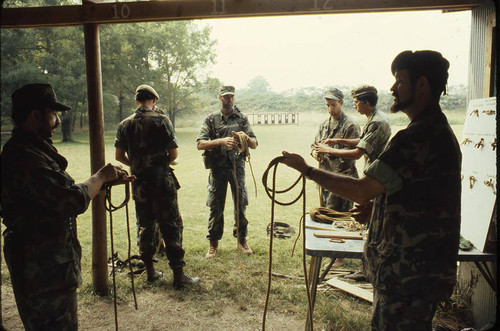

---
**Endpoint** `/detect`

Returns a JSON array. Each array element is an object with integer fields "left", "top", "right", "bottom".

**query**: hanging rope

[
  {"left": 104, "top": 178, "right": 137, "bottom": 331},
  {"left": 231, "top": 132, "right": 258, "bottom": 257},
  {"left": 234, "top": 131, "right": 258, "bottom": 198},
  {"left": 261, "top": 156, "right": 314, "bottom": 331}
]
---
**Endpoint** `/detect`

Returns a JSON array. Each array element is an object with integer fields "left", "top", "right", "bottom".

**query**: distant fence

[{"left": 247, "top": 113, "right": 299, "bottom": 125}]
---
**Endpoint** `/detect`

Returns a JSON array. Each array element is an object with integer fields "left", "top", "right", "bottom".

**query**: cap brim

[
  {"left": 325, "top": 96, "right": 341, "bottom": 101},
  {"left": 220, "top": 92, "right": 235, "bottom": 96},
  {"left": 52, "top": 102, "right": 71, "bottom": 111}
]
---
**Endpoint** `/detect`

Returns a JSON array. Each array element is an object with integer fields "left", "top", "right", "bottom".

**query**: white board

[{"left": 460, "top": 97, "right": 497, "bottom": 252}]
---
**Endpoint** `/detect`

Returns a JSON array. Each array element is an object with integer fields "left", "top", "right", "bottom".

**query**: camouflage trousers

[
  {"left": 321, "top": 188, "right": 353, "bottom": 212},
  {"left": 4, "top": 231, "right": 80, "bottom": 331},
  {"left": 133, "top": 172, "right": 185, "bottom": 268},
  {"left": 12, "top": 288, "right": 77, "bottom": 331},
  {"left": 206, "top": 164, "right": 249, "bottom": 241},
  {"left": 371, "top": 290, "right": 438, "bottom": 331}
]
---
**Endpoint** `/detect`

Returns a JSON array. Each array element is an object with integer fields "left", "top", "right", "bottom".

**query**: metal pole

[{"left": 83, "top": 23, "right": 108, "bottom": 295}]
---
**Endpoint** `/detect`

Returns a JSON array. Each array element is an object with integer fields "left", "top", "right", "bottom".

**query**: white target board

[{"left": 459, "top": 97, "right": 496, "bottom": 252}]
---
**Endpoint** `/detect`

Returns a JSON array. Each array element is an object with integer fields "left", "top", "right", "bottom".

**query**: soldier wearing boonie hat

[
  {"left": 115, "top": 83, "right": 200, "bottom": 288},
  {"left": 2, "top": 83, "right": 132, "bottom": 330},
  {"left": 311, "top": 86, "right": 360, "bottom": 217},
  {"left": 196, "top": 84, "right": 258, "bottom": 259}
]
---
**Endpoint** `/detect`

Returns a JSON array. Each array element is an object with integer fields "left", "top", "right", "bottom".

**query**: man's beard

[{"left": 390, "top": 92, "right": 414, "bottom": 113}]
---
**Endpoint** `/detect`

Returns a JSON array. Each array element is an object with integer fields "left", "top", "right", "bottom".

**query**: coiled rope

[
  {"left": 261, "top": 156, "right": 314, "bottom": 331},
  {"left": 104, "top": 178, "right": 138, "bottom": 331},
  {"left": 232, "top": 132, "right": 258, "bottom": 255}
]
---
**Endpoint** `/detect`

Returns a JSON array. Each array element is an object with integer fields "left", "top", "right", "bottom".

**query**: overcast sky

[{"left": 200, "top": 10, "right": 471, "bottom": 93}]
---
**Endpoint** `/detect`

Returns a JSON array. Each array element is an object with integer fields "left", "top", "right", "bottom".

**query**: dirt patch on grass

[{"left": 1, "top": 282, "right": 309, "bottom": 331}]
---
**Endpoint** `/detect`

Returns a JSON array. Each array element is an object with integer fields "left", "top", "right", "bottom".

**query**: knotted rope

[
  {"left": 261, "top": 156, "right": 314, "bottom": 331},
  {"left": 104, "top": 177, "right": 137, "bottom": 331}
]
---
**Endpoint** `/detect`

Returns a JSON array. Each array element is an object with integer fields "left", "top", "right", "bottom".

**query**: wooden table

[{"left": 304, "top": 215, "right": 496, "bottom": 330}]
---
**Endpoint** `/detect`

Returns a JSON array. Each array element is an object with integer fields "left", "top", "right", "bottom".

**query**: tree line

[
  {"left": 1, "top": 1, "right": 467, "bottom": 140},
  {"left": 1, "top": 0, "right": 219, "bottom": 141}
]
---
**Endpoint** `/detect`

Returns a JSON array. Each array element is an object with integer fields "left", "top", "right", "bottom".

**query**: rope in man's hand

[
  {"left": 261, "top": 156, "right": 314, "bottom": 331},
  {"left": 104, "top": 170, "right": 137, "bottom": 331},
  {"left": 233, "top": 131, "right": 258, "bottom": 198}
]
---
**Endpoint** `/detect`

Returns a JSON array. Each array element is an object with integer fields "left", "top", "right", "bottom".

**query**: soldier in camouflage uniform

[
  {"left": 281, "top": 50, "right": 460, "bottom": 330},
  {"left": 320, "top": 85, "right": 391, "bottom": 281},
  {"left": 196, "top": 86, "right": 258, "bottom": 259},
  {"left": 311, "top": 88, "right": 360, "bottom": 211},
  {"left": 115, "top": 85, "right": 199, "bottom": 288},
  {"left": 1, "top": 84, "right": 131, "bottom": 330},
  {"left": 321, "top": 85, "right": 391, "bottom": 169}
]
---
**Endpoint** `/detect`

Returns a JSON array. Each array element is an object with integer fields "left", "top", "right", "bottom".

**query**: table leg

[{"left": 305, "top": 255, "right": 322, "bottom": 331}]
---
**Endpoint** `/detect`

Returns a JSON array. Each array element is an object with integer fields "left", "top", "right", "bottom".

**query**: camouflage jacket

[
  {"left": 1, "top": 129, "right": 90, "bottom": 292},
  {"left": 115, "top": 106, "right": 178, "bottom": 178},
  {"left": 363, "top": 106, "right": 461, "bottom": 300},
  {"left": 196, "top": 106, "right": 257, "bottom": 168},
  {"left": 313, "top": 112, "right": 360, "bottom": 176},
  {"left": 357, "top": 108, "right": 391, "bottom": 168}
]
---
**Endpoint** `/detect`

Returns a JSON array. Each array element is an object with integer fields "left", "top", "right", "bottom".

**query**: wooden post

[{"left": 83, "top": 23, "right": 108, "bottom": 295}]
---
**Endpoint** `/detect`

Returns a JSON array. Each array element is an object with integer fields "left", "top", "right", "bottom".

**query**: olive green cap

[
  {"left": 351, "top": 85, "right": 378, "bottom": 98},
  {"left": 219, "top": 85, "right": 235, "bottom": 96},
  {"left": 136, "top": 84, "right": 159, "bottom": 99},
  {"left": 324, "top": 88, "right": 344, "bottom": 101}
]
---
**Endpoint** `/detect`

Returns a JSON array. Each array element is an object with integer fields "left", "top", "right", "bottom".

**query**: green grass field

[{"left": 0, "top": 109, "right": 467, "bottom": 330}]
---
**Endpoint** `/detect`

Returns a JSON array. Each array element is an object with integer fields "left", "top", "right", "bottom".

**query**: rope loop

[
  {"left": 261, "top": 156, "right": 314, "bottom": 331},
  {"left": 104, "top": 172, "right": 138, "bottom": 331}
]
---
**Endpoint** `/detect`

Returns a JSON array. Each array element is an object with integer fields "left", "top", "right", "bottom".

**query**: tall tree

[
  {"left": 149, "top": 22, "right": 216, "bottom": 128},
  {"left": 101, "top": 22, "right": 217, "bottom": 129}
]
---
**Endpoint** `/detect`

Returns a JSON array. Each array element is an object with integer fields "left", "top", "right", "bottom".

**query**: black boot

[
  {"left": 172, "top": 267, "right": 200, "bottom": 290},
  {"left": 144, "top": 257, "right": 163, "bottom": 282}
]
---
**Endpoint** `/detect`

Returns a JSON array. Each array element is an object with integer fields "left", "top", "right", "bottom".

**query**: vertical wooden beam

[
  {"left": 83, "top": 23, "right": 108, "bottom": 295},
  {"left": 482, "top": 12, "right": 496, "bottom": 98}
]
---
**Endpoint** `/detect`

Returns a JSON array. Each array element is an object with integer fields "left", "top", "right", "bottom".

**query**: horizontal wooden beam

[{"left": 1, "top": 0, "right": 483, "bottom": 29}]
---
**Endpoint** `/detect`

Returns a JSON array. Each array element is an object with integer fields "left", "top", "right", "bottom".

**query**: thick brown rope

[
  {"left": 234, "top": 131, "right": 258, "bottom": 198},
  {"left": 261, "top": 156, "right": 314, "bottom": 331},
  {"left": 104, "top": 180, "right": 138, "bottom": 331},
  {"left": 309, "top": 207, "right": 353, "bottom": 223}
]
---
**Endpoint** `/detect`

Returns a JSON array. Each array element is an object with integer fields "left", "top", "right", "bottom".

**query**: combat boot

[
  {"left": 172, "top": 267, "right": 200, "bottom": 290},
  {"left": 238, "top": 238, "right": 253, "bottom": 255},
  {"left": 144, "top": 258, "right": 163, "bottom": 282},
  {"left": 205, "top": 240, "right": 218, "bottom": 259}
]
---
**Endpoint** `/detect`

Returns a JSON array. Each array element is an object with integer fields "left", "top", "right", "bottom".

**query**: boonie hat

[
  {"left": 219, "top": 85, "right": 235, "bottom": 96},
  {"left": 351, "top": 85, "right": 378, "bottom": 98},
  {"left": 12, "top": 83, "right": 71, "bottom": 113},
  {"left": 324, "top": 88, "right": 344, "bottom": 101},
  {"left": 136, "top": 84, "right": 159, "bottom": 99}
]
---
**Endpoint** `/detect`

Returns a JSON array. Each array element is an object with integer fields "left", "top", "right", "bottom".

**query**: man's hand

[
  {"left": 322, "top": 138, "right": 339, "bottom": 146},
  {"left": 349, "top": 201, "right": 373, "bottom": 225},
  {"left": 313, "top": 143, "right": 334, "bottom": 155},
  {"left": 98, "top": 164, "right": 135, "bottom": 186},
  {"left": 220, "top": 136, "right": 238, "bottom": 150},
  {"left": 281, "top": 151, "right": 309, "bottom": 174},
  {"left": 310, "top": 149, "right": 320, "bottom": 161}
]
